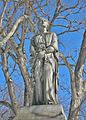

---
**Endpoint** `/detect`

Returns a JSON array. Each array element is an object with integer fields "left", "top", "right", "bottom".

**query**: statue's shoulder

[
  {"left": 31, "top": 33, "right": 40, "bottom": 45},
  {"left": 31, "top": 34, "right": 37, "bottom": 39},
  {"left": 46, "top": 32, "right": 52, "bottom": 35},
  {"left": 31, "top": 35, "right": 36, "bottom": 45},
  {"left": 46, "top": 32, "right": 56, "bottom": 36},
  {"left": 31, "top": 34, "right": 38, "bottom": 41},
  {"left": 51, "top": 32, "right": 57, "bottom": 36}
]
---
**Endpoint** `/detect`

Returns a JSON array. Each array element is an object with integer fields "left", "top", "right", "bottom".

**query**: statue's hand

[
  {"left": 46, "top": 46, "right": 54, "bottom": 53},
  {"left": 38, "top": 50, "right": 45, "bottom": 59}
]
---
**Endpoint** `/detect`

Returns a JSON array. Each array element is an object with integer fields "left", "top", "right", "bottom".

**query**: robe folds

[{"left": 30, "top": 32, "right": 59, "bottom": 105}]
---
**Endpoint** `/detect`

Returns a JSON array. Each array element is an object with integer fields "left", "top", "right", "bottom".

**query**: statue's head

[
  {"left": 39, "top": 17, "right": 49, "bottom": 27},
  {"left": 38, "top": 17, "right": 50, "bottom": 32}
]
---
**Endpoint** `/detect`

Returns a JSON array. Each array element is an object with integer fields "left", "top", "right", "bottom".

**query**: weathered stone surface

[{"left": 14, "top": 104, "right": 66, "bottom": 120}]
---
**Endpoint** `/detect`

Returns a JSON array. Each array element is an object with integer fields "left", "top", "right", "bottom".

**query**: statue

[{"left": 30, "top": 18, "right": 59, "bottom": 105}]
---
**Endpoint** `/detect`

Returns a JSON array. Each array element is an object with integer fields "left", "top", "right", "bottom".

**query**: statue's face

[
  {"left": 38, "top": 18, "right": 49, "bottom": 31},
  {"left": 42, "top": 21, "right": 49, "bottom": 28}
]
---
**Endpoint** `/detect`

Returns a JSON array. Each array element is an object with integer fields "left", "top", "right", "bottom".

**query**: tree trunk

[
  {"left": 17, "top": 47, "right": 33, "bottom": 106},
  {"left": 2, "top": 53, "right": 17, "bottom": 115},
  {"left": 68, "top": 31, "right": 86, "bottom": 120},
  {"left": 8, "top": 40, "right": 33, "bottom": 106}
]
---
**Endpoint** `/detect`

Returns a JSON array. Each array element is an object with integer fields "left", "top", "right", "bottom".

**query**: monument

[
  {"left": 14, "top": 18, "right": 66, "bottom": 120},
  {"left": 30, "top": 17, "right": 58, "bottom": 105}
]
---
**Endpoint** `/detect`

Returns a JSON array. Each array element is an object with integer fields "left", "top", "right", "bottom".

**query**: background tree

[{"left": 0, "top": 0, "right": 86, "bottom": 120}]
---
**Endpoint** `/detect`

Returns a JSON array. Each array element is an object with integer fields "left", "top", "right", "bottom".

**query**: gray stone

[
  {"left": 14, "top": 104, "right": 66, "bottom": 120},
  {"left": 30, "top": 17, "right": 59, "bottom": 105}
]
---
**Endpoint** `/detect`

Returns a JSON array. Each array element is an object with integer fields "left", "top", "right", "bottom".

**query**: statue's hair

[
  {"left": 38, "top": 17, "right": 50, "bottom": 31},
  {"left": 39, "top": 17, "right": 49, "bottom": 26}
]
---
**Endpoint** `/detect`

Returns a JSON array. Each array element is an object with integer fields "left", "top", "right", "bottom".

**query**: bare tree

[{"left": 0, "top": 0, "right": 86, "bottom": 119}]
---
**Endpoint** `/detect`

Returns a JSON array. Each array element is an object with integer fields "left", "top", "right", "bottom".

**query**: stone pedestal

[{"left": 14, "top": 104, "right": 66, "bottom": 120}]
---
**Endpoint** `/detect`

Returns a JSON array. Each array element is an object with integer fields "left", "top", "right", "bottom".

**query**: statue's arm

[
  {"left": 30, "top": 39, "right": 36, "bottom": 56},
  {"left": 30, "top": 38, "right": 36, "bottom": 66},
  {"left": 46, "top": 33, "right": 58, "bottom": 53}
]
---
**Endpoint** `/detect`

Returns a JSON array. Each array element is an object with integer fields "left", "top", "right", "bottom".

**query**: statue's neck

[
  {"left": 39, "top": 28, "right": 48, "bottom": 34},
  {"left": 43, "top": 28, "right": 47, "bottom": 33}
]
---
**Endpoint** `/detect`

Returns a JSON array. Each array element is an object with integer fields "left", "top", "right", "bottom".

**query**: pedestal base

[{"left": 14, "top": 104, "right": 66, "bottom": 120}]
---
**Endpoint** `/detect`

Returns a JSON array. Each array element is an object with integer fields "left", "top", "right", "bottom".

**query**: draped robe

[{"left": 30, "top": 32, "right": 58, "bottom": 105}]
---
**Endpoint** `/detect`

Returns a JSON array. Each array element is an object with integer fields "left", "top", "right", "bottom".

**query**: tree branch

[
  {"left": 59, "top": 52, "right": 77, "bottom": 99},
  {"left": 75, "top": 31, "right": 86, "bottom": 95},
  {"left": 0, "top": 2, "right": 7, "bottom": 28},
  {"left": 0, "top": 15, "right": 34, "bottom": 47},
  {"left": 0, "top": 101, "right": 13, "bottom": 111}
]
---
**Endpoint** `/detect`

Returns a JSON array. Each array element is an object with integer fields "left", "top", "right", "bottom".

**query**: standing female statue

[{"left": 30, "top": 18, "right": 58, "bottom": 105}]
